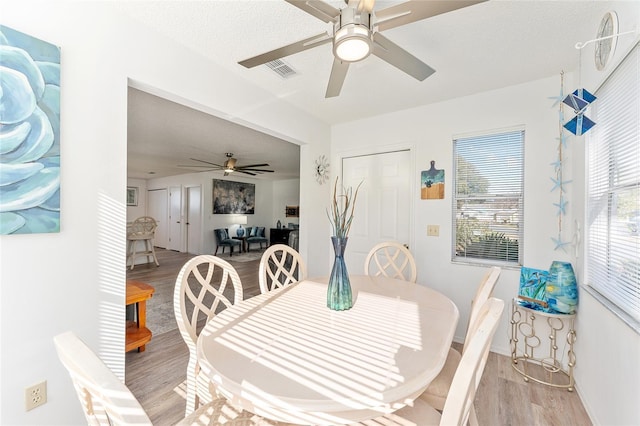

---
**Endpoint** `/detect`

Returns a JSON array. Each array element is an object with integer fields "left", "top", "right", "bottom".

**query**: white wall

[
  {"left": 333, "top": 76, "right": 570, "bottom": 352},
  {"left": 0, "top": 2, "right": 330, "bottom": 424},
  {"left": 273, "top": 179, "right": 301, "bottom": 229}
]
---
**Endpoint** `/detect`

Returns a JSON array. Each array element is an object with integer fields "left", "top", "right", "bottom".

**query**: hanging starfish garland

[{"left": 550, "top": 72, "right": 571, "bottom": 251}]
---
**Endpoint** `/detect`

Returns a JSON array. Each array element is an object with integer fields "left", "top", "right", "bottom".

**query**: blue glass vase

[
  {"left": 327, "top": 236, "right": 353, "bottom": 311},
  {"left": 547, "top": 261, "right": 578, "bottom": 314}
]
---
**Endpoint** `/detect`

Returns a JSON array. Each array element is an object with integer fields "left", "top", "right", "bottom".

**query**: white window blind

[
  {"left": 453, "top": 129, "right": 524, "bottom": 265},
  {"left": 587, "top": 42, "right": 640, "bottom": 324}
]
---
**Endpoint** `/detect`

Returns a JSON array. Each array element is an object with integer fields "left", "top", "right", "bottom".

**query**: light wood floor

[{"left": 125, "top": 249, "right": 592, "bottom": 426}]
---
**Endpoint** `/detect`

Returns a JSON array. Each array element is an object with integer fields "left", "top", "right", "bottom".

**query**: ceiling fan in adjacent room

[
  {"left": 239, "top": 0, "right": 485, "bottom": 98},
  {"left": 179, "top": 153, "right": 275, "bottom": 176}
]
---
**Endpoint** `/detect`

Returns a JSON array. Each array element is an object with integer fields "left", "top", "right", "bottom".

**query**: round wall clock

[
  {"left": 594, "top": 11, "right": 618, "bottom": 71},
  {"left": 314, "top": 155, "right": 330, "bottom": 184}
]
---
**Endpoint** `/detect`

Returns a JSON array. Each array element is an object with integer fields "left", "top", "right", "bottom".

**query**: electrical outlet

[
  {"left": 25, "top": 380, "right": 47, "bottom": 411},
  {"left": 427, "top": 225, "right": 440, "bottom": 236}
]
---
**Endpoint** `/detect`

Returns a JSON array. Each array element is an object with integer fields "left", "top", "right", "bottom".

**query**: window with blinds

[
  {"left": 452, "top": 129, "right": 524, "bottom": 265},
  {"left": 586, "top": 42, "right": 640, "bottom": 325}
]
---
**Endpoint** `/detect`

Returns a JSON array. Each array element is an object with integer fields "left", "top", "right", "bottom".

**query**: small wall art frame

[
  {"left": 213, "top": 179, "right": 255, "bottom": 214},
  {"left": 421, "top": 160, "right": 445, "bottom": 200},
  {"left": 126, "top": 187, "right": 138, "bottom": 206},
  {"left": 285, "top": 205, "right": 299, "bottom": 217},
  {"left": 0, "top": 25, "right": 61, "bottom": 235}
]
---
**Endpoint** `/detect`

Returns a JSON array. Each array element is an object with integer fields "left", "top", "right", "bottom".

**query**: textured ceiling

[{"left": 123, "top": 1, "right": 621, "bottom": 179}]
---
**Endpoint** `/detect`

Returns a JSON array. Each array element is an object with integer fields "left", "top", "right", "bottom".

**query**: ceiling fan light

[{"left": 334, "top": 24, "right": 371, "bottom": 62}]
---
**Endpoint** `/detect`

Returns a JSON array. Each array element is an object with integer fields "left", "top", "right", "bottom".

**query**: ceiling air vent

[{"left": 265, "top": 59, "right": 297, "bottom": 79}]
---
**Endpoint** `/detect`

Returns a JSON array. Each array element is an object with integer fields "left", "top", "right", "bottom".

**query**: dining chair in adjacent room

[
  {"left": 364, "top": 241, "right": 417, "bottom": 283},
  {"left": 174, "top": 255, "right": 244, "bottom": 416},
  {"left": 258, "top": 244, "right": 307, "bottom": 294},
  {"left": 358, "top": 297, "right": 505, "bottom": 426},
  {"left": 418, "top": 266, "right": 502, "bottom": 425},
  {"left": 54, "top": 331, "right": 268, "bottom": 426}
]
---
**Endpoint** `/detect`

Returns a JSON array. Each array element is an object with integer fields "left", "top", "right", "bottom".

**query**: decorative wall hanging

[
  {"left": 548, "top": 72, "right": 572, "bottom": 252},
  {"left": 212, "top": 179, "right": 255, "bottom": 214},
  {"left": 126, "top": 187, "right": 138, "bottom": 206},
  {"left": 285, "top": 205, "right": 299, "bottom": 217},
  {"left": 0, "top": 26, "right": 61, "bottom": 234},
  {"left": 421, "top": 160, "right": 444, "bottom": 200},
  {"left": 562, "top": 88, "right": 596, "bottom": 136},
  {"left": 314, "top": 155, "right": 330, "bottom": 184}
]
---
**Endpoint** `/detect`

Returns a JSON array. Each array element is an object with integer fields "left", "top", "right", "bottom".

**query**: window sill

[{"left": 584, "top": 285, "right": 640, "bottom": 335}]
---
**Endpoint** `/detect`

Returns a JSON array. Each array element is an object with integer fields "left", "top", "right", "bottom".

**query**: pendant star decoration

[
  {"left": 552, "top": 235, "right": 571, "bottom": 252},
  {"left": 553, "top": 197, "right": 568, "bottom": 215},
  {"left": 550, "top": 177, "right": 573, "bottom": 192}
]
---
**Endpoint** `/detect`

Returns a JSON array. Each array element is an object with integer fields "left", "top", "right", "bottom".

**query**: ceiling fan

[
  {"left": 179, "top": 153, "right": 275, "bottom": 176},
  {"left": 239, "top": 0, "right": 485, "bottom": 98}
]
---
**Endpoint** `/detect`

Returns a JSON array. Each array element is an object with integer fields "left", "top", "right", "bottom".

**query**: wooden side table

[
  {"left": 126, "top": 280, "right": 155, "bottom": 352},
  {"left": 509, "top": 298, "right": 577, "bottom": 391}
]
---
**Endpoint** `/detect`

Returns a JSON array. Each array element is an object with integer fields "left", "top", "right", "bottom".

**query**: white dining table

[{"left": 196, "top": 275, "right": 459, "bottom": 425}]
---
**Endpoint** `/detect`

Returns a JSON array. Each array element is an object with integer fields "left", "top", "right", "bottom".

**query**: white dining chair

[
  {"left": 364, "top": 241, "right": 417, "bottom": 283},
  {"left": 174, "top": 255, "right": 244, "bottom": 416},
  {"left": 54, "top": 331, "right": 268, "bottom": 426},
  {"left": 356, "top": 297, "right": 505, "bottom": 426},
  {"left": 418, "top": 266, "right": 502, "bottom": 425},
  {"left": 258, "top": 244, "right": 307, "bottom": 294}
]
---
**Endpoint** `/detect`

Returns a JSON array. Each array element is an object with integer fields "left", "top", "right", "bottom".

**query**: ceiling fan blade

[
  {"left": 325, "top": 58, "right": 350, "bottom": 98},
  {"left": 239, "top": 32, "right": 332, "bottom": 68},
  {"left": 189, "top": 158, "right": 224, "bottom": 167},
  {"left": 177, "top": 164, "right": 220, "bottom": 168},
  {"left": 372, "top": 33, "right": 435, "bottom": 81},
  {"left": 357, "top": 0, "right": 375, "bottom": 13},
  {"left": 240, "top": 169, "right": 275, "bottom": 173},
  {"left": 375, "top": 1, "right": 486, "bottom": 32},
  {"left": 285, "top": 0, "right": 341, "bottom": 23},
  {"left": 237, "top": 163, "right": 270, "bottom": 169},
  {"left": 237, "top": 170, "right": 258, "bottom": 176}
]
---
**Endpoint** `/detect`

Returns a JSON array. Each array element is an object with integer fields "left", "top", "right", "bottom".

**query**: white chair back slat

[{"left": 364, "top": 241, "right": 418, "bottom": 283}]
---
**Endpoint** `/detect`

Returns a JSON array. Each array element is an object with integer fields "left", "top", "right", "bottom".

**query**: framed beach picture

[
  {"left": 127, "top": 187, "right": 138, "bottom": 206},
  {"left": 0, "top": 26, "right": 61, "bottom": 234}
]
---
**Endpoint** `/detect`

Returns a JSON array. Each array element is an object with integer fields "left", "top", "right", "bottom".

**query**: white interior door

[
  {"left": 168, "top": 186, "right": 183, "bottom": 251},
  {"left": 186, "top": 186, "right": 202, "bottom": 254},
  {"left": 147, "top": 189, "right": 168, "bottom": 248},
  {"left": 342, "top": 150, "right": 412, "bottom": 274}
]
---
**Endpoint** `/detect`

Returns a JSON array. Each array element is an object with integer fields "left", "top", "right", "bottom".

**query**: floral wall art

[{"left": 0, "top": 26, "right": 61, "bottom": 234}]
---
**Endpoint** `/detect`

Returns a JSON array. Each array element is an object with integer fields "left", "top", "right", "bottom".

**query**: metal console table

[{"left": 509, "top": 298, "right": 577, "bottom": 391}]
